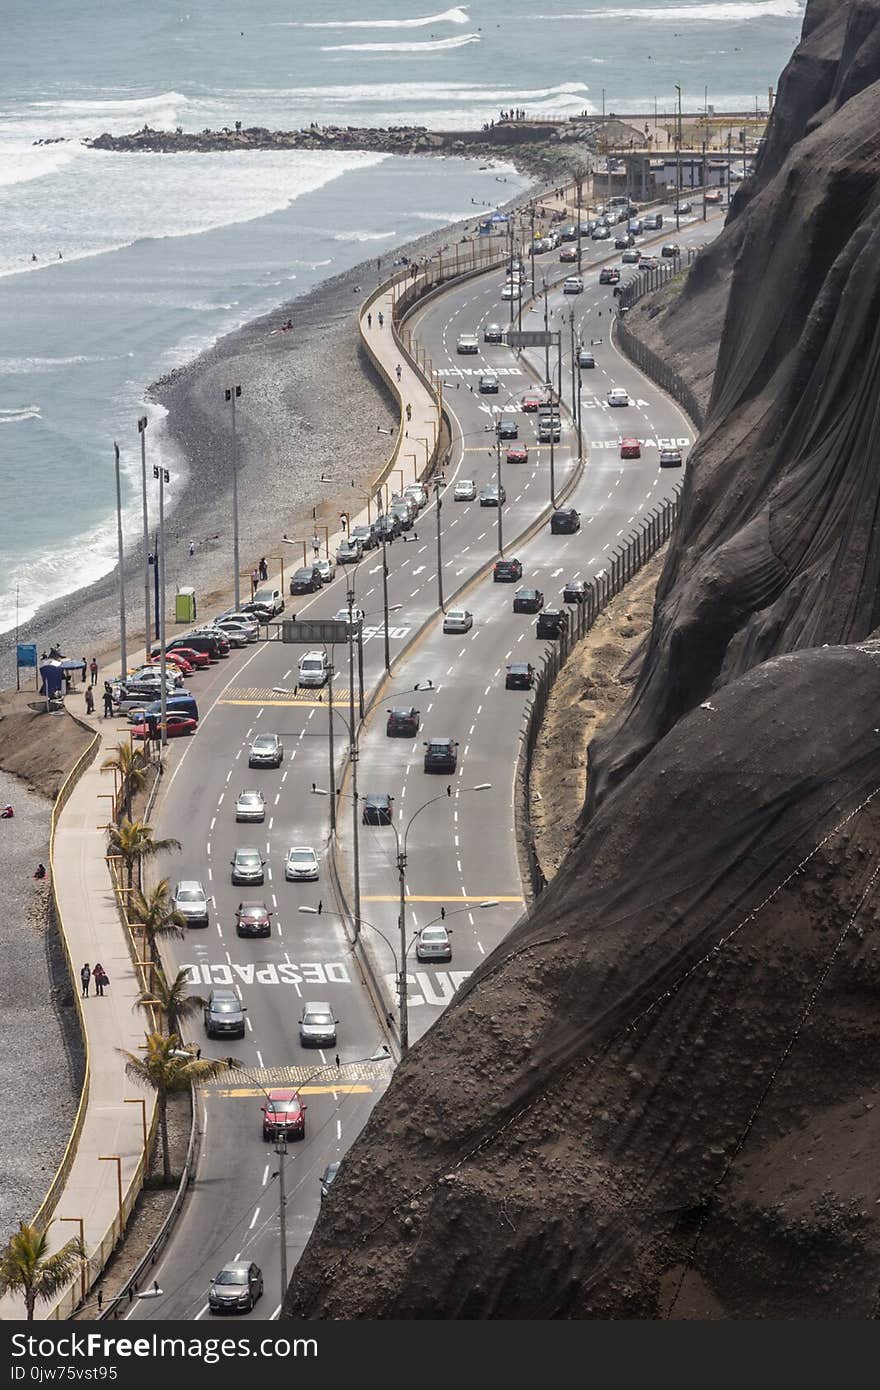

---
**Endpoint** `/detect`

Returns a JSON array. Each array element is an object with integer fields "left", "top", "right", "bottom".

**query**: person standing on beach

[
  {"left": 89, "top": 657, "right": 98, "bottom": 685},
  {"left": 80, "top": 656, "right": 87, "bottom": 682},
  {"left": 80, "top": 963, "right": 90, "bottom": 997},
  {"left": 85, "top": 685, "right": 94, "bottom": 716}
]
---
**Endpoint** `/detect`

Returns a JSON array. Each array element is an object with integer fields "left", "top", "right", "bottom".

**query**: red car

[
  {"left": 559, "top": 245, "right": 578, "bottom": 262},
  {"left": 506, "top": 443, "right": 529, "bottom": 464},
  {"left": 521, "top": 393, "right": 542, "bottom": 412},
  {"left": 150, "top": 652, "right": 193, "bottom": 675},
  {"left": 261, "top": 1088, "right": 307, "bottom": 1141},
  {"left": 131, "top": 712, "right": 198, "bottom": 739},
  {"left": 168, "top": 645, "right": 211, "bottom": 669},
  {"left": 620, "top": 437, "right": 641, "bottom": 459}
]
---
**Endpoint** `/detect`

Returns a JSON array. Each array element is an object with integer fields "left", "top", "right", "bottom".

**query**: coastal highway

[{"left": 126, "top": 201, "right": 721, "bottom": 1320}]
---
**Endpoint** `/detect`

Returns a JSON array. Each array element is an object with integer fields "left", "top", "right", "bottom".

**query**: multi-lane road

[{"left": 127, "top": 201, "right": 720, "bottom": 1321}]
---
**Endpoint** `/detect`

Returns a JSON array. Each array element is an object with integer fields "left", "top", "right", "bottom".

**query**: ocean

[{"left": 0, "top": 0, "right": 805, "bottom": 636}]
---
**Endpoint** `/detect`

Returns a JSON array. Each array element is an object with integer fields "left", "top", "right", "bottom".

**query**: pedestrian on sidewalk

[
  {"left": 259, "top": 556, "right": 268, "bottom": 582},
  {"left": 93, "top": 964, "right": 108, "bottom": 997},
  {"left": 251, "top": 567, "right": 259, "bottom": 596},
  {"left": 80, "top": 963, "right": 91, "bottom": 997},
  {"left": 405, "top": 402, "right": 412, "bottom": 421},
  {"left": 377, "top": 311, "right": 384, "bottom": 327},
  {"left": 366, "top": 311, "right": 372, "bottom": 328},
  {"left": 89, "top": 657, "right": 98, "bottom": 685},
  {"left": 102, "top": 683, "right": 114, "bottom": 719},
  {"left": 85, "top": 685, "right": 94, "bottom": 716},
  {"left": 395, "top": 363, "right": 402, "bottom": 382},
  {"left": 80, "top": 656, "right": 87, "bottom": 682}
]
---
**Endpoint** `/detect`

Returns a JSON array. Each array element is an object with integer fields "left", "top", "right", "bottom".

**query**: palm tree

[
  {"left": 106, "top": 819, "right": 181, "bottom": 891},
  {"left": 121, "top": 1033, "right": 231, "bottom": 1183},
  {"left": 0, "top": 1221, "right": 85, "bottom": 1320},
  {"left": 101, "top": 742, "right": 149, "bottom": 822},
  {"left": 129, "top": 879, "right": 186, "bottom": 962},
  {"left": 136, "top": 967, "right": 205, "bottom": 1035}
]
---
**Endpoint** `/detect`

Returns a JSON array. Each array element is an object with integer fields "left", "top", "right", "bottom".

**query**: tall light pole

[
  {"left": 542, "top": 276, "right": 551, "bottom": 384},
  {"left": 495, "top": 432, "right": 503, "bottom": 555},
  {"left": 433, "top": 473, "right": 445, "bottom": 612},
  {"left": 675, "top": 84, "right": 683, "bottom": 231},
  {"left": 137, "top": 416, "right": 150, "bottom": 661},
  {"left": 114, "top": 442, "right": 127, "bottom": 680},
  {"left": 346, "top": 582, "right": 361, "bottom": 940},
  {"left": 225, "top": 385, "right": 242, "bottom": 611},
  {"left": 326, "top": 650, "right": 336, "bottom": 834},
  {"left": 153, "top": 462, "right": 170, "bottom": 747}
]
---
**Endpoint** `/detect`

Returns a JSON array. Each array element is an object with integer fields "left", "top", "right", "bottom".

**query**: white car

[
  {"left": 404, "top": 484, "right": 428, "bottom": 510},
  {"left": 173, "top": 880, "right": 209, "bottom": 928},
  {"left": 562, "top": 277, "right": 584, "bottom": 294},
  {"left": 453, "top": 479, "right": 477, "bottom": 501},
  {"left": 500, "top": 282, "right": 520, "bottom": 300},
  {"left": 315, "top": 559, "right": 335, "bottom": 584},
  {"left": 443, "top": 609, "right": 473, "bottom": 634},
  {"left": 607, "top": 387, "right": 630, "bottom": 407},
  {"left": 235, "top": 789, "right": 266, "bottom": 823},
  {"left": 456, "top": 334, "right": 479, "bottom": 354},
  {"left": 416, "top": 925, "right": 452, "bottom": 962},
  {"left": 334, "top": 606, "right": 365, "bottom": 627},
  {"left": 285, "top": 846, "right": 319, "bottom": 881}
]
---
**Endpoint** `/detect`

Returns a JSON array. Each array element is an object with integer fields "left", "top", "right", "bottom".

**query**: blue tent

[{"left": 489, "top": 210, "right": 509, "bottom": 223}]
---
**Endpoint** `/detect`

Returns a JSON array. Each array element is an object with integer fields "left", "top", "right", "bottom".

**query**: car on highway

[
  {"left": 483, "top": 322, "right": 504, "bottom": 343},
  {"left": 336, "top": 538, "right": 363, "bottom": 564},
  {"left": 607, "top": 387, "right": 629, "bottom": 407},
  {"left": 621, "top": 249, "right": 641, "bottom": 264},
  {"left": 235, "top": 901, "right": 272, "bottom": 938},
  {"left": 563, "top": 579, "right": 588, "bottom": 604},
  {"left": 249, "top": 733, "right": 283, "bottom": 768},
  {"left": 500, "top": 282, "right": 520, "bottom": 299},
  {"left": 521, "top": 392, "right": 542, "bottom": 412},
  {"left": 620, "top": 437, "right": 642, "bottom": 458},
  {"left": 285, "top": 846, "right": 319, "bottom": 881},
  {"left": 705, "top": 188, "right": 724, "bottom": 204},
  {"left": 350, "top": 523, "right": 378, "bottom": 550},
  {"left": 674, "top": 202, "right": 693, "bottom": 215},
  {"left": 315, "top": 558, "right": 335, "bottom": 583},
  {"left": 251, "top": 587, "right": 284, "bottom": 616},
  {"left": 230, "top": 847, "right": 266, "bottom": 886},
  {"left": 416, "top": 925, "right": 452, "bottom": 962},
  {"left": 386, "top": 705, "right": 420, "bottom": 736},
  {"left": 513, "top": 587, "right": 544, "bottom": 614},
  {"left": 537, "top": 416, "right": 561, "bottom": 442},
  {"left": 536, "top": 609, "right": 568, "bottom": 639},
  {"left": 505, "top": 662, "right": 534, "bottom": 689},
  {"left": 577, "top": 349, "right": 596, "bottom": 369},
  {"left": 204, "top": 988, "right": 246, "bottom": 1040},
  {"left": 442, "top": 609, "right": 473, "bottom": 634},
  {"left": 562, "top": 276, "right": 584, "bottom": 294},
  {"left": 614, "top": 233, "right": 634, "bottom": 250},
  {"left": 642, "top": 213, "right": 663, "bottom": 231},
  {"left": 479, "top": 483, "right": 506, "bottom": 506},
  {"left": 627, "top": 219, "right": 644, "bottom": 236},
  {"left": 320, "top": 1161, "right": 341, "bottom": 1202},
  {"left": 297, "top": 649, "right": 331, "bottom": 687},
  {"left": 591, "top": 225, "right": 611, "bottom": 240},
  {"left": 496, "top": 415, "right": 518, "bottom": 439},
  {"left": 299, "top": 1001, "right": 337, "bottom": 1048},
  {"left": 661, "top": 243, "right": 681, "bottom": 258},
  {"left": 334, "top": 606, "right": 365, "bottom": 628},
  {"left": 456, "top": 333, "right": 479, "bottom": 354},
  {"left": 423, "top": 737, "right": 458, "bottom": 773},
  {"left": 173, "top": 880, "right": 209, "bottom": 928},
  {"left": 479, "top": 372, "right": 499, "bottom": 393},
  {"left": 660, "top": 447, "right": 683, "bottom": 467},
  {"left": 550, "top": 507, "right": 580, "bottom": 534},
  {"left": 234, "top": 789, "right": 266, "bottom": 823},
  {"left": 559, "top": 245, "right": 579, "bottom": 263},
  {"left": 453, "top": 479, "right": 477, "bottom": 501},
  {"left": 289, "top": 566, "right": 323, "bottom": 595},
  {"left": 261, "top": 1090, "right": 306, "bottom": 1142},
  {"left": 599, "top": 267, "right": 620, "bottom": 285},
  {"left": 131, "top": 712, "right": 198, "bottom": 740},
  {"left": 363, "top": 793, "right": 394, "bottom": 825},
  {"left": 506, "top": 442, "right": 528, "bottom": 464},
  {"left": 493, "top": 558, "right": 523, "bottom": 582},
  {"left": 208, "top": 1262, "right": 263, "bottom": 1314},
  {"left": 638, "top": 255, "right": 660, "bottom": 271}
]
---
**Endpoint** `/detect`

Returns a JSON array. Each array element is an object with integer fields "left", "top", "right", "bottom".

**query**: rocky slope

[{"left": 287, "top": 0, "right": 880, "bottom": 1319}]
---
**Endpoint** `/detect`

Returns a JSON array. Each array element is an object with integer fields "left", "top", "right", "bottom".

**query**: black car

[
  {"left": 505, "top": 663, "right": 534, "bottom": 690},
  {"left": 496, "top": 416, "right": 518, "bottom": 440},
  {"left": 660, "top": 447, "right": 683, "bottom": 467},
  {"left": 423, "top": 738, "right": 458, "bottom": 773},
  {"left": 536, "top": 609, "right": 568, "bottom": 639},
  {"left": 375, "top": 514, "right": 400, "bottom": 541},
  {"left": 386, "top": 705, "right": 420, "bottom": 737},
  {"left": 599, "top": 267, "right": 620, "bottom": 285},
  {"left": 350, "top": 524, "right": 377, "bottom": 551},
  {"left": 320, "top": 1161, "right": 341, "bottom": 1202},
  {"left": 363, "top": 793, "right": 394, "bottom": 825},
  {"left": 661, "top": 243, "right": 681, "bottom": 258},
  {"left": 493, "top": 558, "right": 523, "bottom": 582},
  {"left": 483, "top": 322, "right": 504, "bottom": 343},
  {"left": 615, "top": 233, "right": 634, "bottom": 249},
  {"left": 550, "top": 507, "right": 580, "bottom": 534},
  {"left": 289, "top": 565, "right": 322, "bottom": 595},
  {"left": 209, "top": 1261, "right": 263, "bottom": 1314},
  {"left": 563, "top": 579, "right": 588, "bottom": 603},
  {"left": 478, "top": 373, "right": 499, "bottom": 393},
  {"left": 513, "top": 587, "right": 544, "bottom": 614}
]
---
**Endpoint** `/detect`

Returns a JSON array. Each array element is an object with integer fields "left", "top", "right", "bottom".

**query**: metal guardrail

[{"left": 521, "top": 485, "right": 683, "bottom": 897}]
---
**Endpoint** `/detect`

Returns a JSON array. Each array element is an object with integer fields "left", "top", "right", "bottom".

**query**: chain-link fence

[{"left": 614, "top": 248, "right": 705, "bottom": 429}]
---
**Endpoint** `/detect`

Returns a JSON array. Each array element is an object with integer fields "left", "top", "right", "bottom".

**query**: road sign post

[{"left": 281, "top": 619, "right": 351, "bottom": 645}]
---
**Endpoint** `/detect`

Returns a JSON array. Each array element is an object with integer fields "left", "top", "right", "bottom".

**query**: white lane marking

[
  {"left": 249, "top": 1207, "right": 260, "bottom": 1230},
  {"left": 210, "top": 817, "right": 216, "bottom": 831},
  {"left": 256, "top": 1050, "right": 264, "bottom": 1068},
  {"left": 262, "top": 1164, "right": 270, "bottom": 1186}
]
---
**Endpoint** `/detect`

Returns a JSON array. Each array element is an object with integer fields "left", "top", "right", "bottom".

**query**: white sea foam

[
  {"left": 331, "top": 229, "right": 398, "bottom": 242},
  {"left": 320, "top": 33, "right": 480, "bottom": 53},
  {"left": 412, "top": 210, "right": 474, "bottom": 222},
  {"left": 0, "top": 405, "right": 41, "bottom": 424},
  {"left": 292, "top": 6, "right": 470, "bottom": 27},
  {"left": 535, "top": 2, "right": 803, "bottom": 21}
]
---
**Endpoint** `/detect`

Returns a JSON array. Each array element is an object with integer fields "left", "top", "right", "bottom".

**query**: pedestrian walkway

[{"left": 1, "top": 711, "right": 156, "bottom": 1320}]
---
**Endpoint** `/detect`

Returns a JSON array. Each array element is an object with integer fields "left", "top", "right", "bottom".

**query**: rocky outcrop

[{"left": 286, "top": 0, "right": 880, "bottom": 1320}]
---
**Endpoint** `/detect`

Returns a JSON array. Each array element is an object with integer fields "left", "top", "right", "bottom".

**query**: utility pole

[
  {"left": 495, "top": 433, "right": 503, "bottom": 556},
  {"left": 569, "top": 310, "right": 577, "bottom": 417},
  {"left": 275, "top": 1129, "right": 288, "bottom": 1301},
  {"left": 397, "top": 844, "right": 408, "bottom": 1052},
  {"left": 543, "top": 278, "right": 550, "bottom": 384},
  {"left": 347, "top": 586, "right": 361, "bottom": 939},
  {"left": 137, "top": 417, "right": 150, "bottom": 661},
  {"left": 153, "top": 460, "right": 170, "bottom": 747},
  {"left": 530, "top": 204, "right": 536, "bottom": 297},
  {"left": 675, "top": 84, "right": 682, "bottom": 231},
  {"left": 114, "top": 442, "right": 127, "bottom": 680},
  {"left": 702, "top": 140, "right": 708, "bottom": 219},
  {"left": 225, "top": 385, "right": 242, "bottom": 611},
  {"left": 433, "top": 474, "right": 445, "bottom": 612},
  {"left": 327, "top": 654, "right": 336, "bottom": 833}
]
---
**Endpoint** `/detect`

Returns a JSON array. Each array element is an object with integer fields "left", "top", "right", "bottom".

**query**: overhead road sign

[
  {"left": 506, "top": 330, "right": 560, "bottom": 348},
  {"left": 282, "top": 619, "right": 354, "bottom": 645}
]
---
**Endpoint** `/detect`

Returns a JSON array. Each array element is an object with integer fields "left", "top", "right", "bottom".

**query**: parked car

[
  {"left": 442, "top": 608, "right": 473, "bottom": 634},
  {"left": 362, "top": 793, "right": 394, "bottom": 825},
  {"left": 285, "top": 846, "right": 319, "bottom": 881},
  {"left": 140, "top": 693, "right": 199, "bottom": 724},
  {"left": 173, "top": 879, "right": 209, "bottom": 928},
  {"left": 290, "top": 565, "right": 323, "bottom": 595},
  {"left": 550, "top": 507, "right": 580, "bottom": 534},
  {"left": 165, "top": 644, "right": 210, "bottom": 669},
  {"left": 374, "top": 514, "right": 400, "bottom": 541},
  {"left": 230, "top": 847, "right": 265, "bottom": 886},
  {"left": 350, "top": 524, "right": 377, "bottom": 551},
  {"left": 423, "top": 737, "right": 458, "bottom": 773},
  {"left": 251, "top": 587, "right": 284, "bottom": 615},
  {"left": 416, "top": 925, "right": 452, "bottom": 962},
  {"left": 336, "top": 539, "right": 363, "bottom": 564},
  {"left": 131, "top": 712, "right": 198, "bottom": 740},
  {"left": 493, "top": 558, "right": 523, "bottom": 582},
  {"left": 562, "top": 276, "right": 584, "bottom": 294},
  {"left": 563, "top": 579, "right": 588, "bottom": 603},
  {"left": 261, "top": 1090, "right": 306, "bottom": 1142},
  {"left": 505, "top": 662, "right": 535, "bottom": 690},
  {"left": 479, "top": 372, "right": 499, "bottom": 393},
  {"left": 386, "top": 705, "right": 420, "bottom": 736},
  {"left": 235, "top": 789, "right": 266, "bottom": 823},
  {"left": 299, "top": 1001, "right": 337, "bottom": 1048},
  {"left": 315, "top": 558, "right": 335, "bottom": 583},
  {"left": 204, "top": 988, "right": 246, "bottom": 1039},
  {"left": 153, "top": 651, "right": 193, "bottom": 675},
  {"left": 660, "top": 447, "right": 683, "bottom": 467},
  {"left": 496, "top": 415, "right": 518, "bottom": 440},
  {"left": 607, "top": 387, "right": 629, "bottom": 407},
  {"left": 513, "top": 587, "right": 544, "bottom": 614},
  {"left": 389, "top": 502, "right": 414, "bottom": 531},
  {"left": 208, "top": 1262, "right": 262, "bottom": 1314},
  {"left": 479, "top": 483, "right": 506, "bottom": 506},
  {"left": 483, "top": 322, "right": 504, "bottom": 343},
  {"left": 209, "top": 621, "right": 248, "bottom": 648},
  {"left": 249, "top": 733, "right": 283, "bottom": 768},
  {"left": 216, "top": 612, "right": 259, "bottom": 641},
  {"left": 404, "top": 484, "right": 428, "bottom": 511},
  {"left": 536, "top": 609, "right": 568, "bottom": 639},
  {"left": 453, "top": 479, "right": 477, "bottom": 501},
  {"left": 235, "top": 901, "right": 272, "bottom": 938},
  {"left": 577, "top": 349, "right": 595, "bottom": 369}
]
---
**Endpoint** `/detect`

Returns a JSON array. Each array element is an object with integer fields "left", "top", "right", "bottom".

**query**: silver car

[
  {"left": 315, "top": 559, "right": 335, "bottom": 584},
  {"left": 285, "top": 846, "right": 319, "bottom": 881},
  {"left": 416, "top": 925, "right": 452, "bottom": 962},
  {"left": 217, "top": 612, "right": 259, "bottom": 642},
  {"left": 173, "top": 879, "right": 209, "bottom": 928},
  {"left": 235, "top": 789, "right": 266, "bottom": 823},
  {"left": 230, "top": 847, "right": 265, "bottom": 886},
  {"left": 442, "top": 609, "right": 473, "bottom": 634},
  {"left": 248, "top": 733, "right": 283, "bottom": 768},
  {"left": 299, "top": 1001, "right": 337, "bottom": 1047},
  {"left": 453, "top": 479, "right": 477, "bottom": 501}
]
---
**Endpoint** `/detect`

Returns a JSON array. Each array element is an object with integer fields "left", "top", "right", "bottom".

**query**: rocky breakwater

[{"left": 285, "top": 0, "right": 880, "bottom": 1321}]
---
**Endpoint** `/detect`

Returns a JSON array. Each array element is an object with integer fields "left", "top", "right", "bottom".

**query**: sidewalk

[
  {"left": 1, "top": 711, "right": 156, "bottom": 1320},
  {"left": 359, "top": 282, "right": 440, "bottom": 500}
]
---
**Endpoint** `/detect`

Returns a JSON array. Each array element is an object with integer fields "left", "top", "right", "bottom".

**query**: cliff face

[{"left": 287, "top": 0, "right": 880, "bottom": 1320}]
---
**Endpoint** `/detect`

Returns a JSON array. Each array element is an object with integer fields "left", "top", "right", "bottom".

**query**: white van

[{"left": 298, "top": 650, "right": 331, "bottom": 688}]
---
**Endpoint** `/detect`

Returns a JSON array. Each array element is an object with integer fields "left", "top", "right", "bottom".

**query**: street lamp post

[
  {"left": 675, "top": 85, "right": 683, "bottom": 232},
  {"left": 225, "top": 385, "right": 242, "bottom": 611},
  {"left": 137, "top": 416, "right": 151, "bottom": 661},
  {"left": 433, "top": 473, "right": 445, "bottom": 612},
  {"left": 113, "top": 442, "right": 127, "bottom": 680},
  {"left": 346, "top": 583, "right": 361, "bottom": 940},
  {"left": 153, "top": 462, "right": 170, "bottom": 747},
  {"left": 326, "top": 652, "right": 336, "bottom": 834},
  {"left": 495, "top": 433, "right": 504, "bottom": 555}
]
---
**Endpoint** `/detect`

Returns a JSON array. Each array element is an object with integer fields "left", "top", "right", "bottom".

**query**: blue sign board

[{"left": 16, "top": 643, "right": 37, "bottom": 668}]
